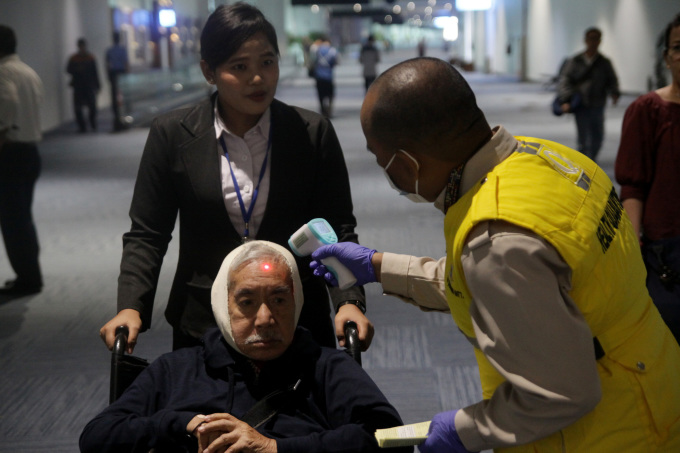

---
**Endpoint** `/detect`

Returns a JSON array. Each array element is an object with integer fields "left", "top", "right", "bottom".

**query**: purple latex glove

[
  {"left": 419, "top": 410, "right": 475, "bottom": 453},
  {"left": 310, "top": 242, "right": 377, "bottom": 286}
]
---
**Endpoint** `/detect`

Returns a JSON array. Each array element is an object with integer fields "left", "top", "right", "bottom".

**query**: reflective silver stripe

[
  {"left": 517, "top": 141, "right": 542, "bottom": 155},
  {"left": 517, "top": 141, "right": 591, "bottom": 191},
  {"left": 459, "top": 328, "right": 481, "bottom": 349},
  {"left": 577, "top": 172, "right": 591, "bottom": 191}
]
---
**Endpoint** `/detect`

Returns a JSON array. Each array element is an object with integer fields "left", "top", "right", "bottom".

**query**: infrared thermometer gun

[{"left": 288, "top": 218, "right": 357, "bottom": 290}]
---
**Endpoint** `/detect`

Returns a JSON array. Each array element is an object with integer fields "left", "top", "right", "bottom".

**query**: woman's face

[
  {"left": 201, "top": 31, "right": 279, "bottom": 126},
  {"left": 666, "top": 25, "right": 680, "bottom": 83}
]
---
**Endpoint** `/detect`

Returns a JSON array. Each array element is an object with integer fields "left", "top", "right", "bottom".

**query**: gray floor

[{"left": 0, "top": 49, "right": 633, "bottom": 452}]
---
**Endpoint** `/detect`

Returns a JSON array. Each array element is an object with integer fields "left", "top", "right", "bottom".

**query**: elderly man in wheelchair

[{"left": 80, "top": 241, "right": 410, "bottom": 453}]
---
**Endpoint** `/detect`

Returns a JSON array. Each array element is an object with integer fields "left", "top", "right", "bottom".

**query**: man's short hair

[
  {"left": 367, "top": 57, "right": 487, "bottom": 156},
  {"left": 0, "top": 25, "right": 17, "bottom": 55},
  {"left": 585, "top": 27, "right": 602, "bottom": 39}
]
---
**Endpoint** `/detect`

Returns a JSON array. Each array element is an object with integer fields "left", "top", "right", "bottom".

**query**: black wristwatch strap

[{"left": 336, "top": 300, "right": 366, "bottom": 314}]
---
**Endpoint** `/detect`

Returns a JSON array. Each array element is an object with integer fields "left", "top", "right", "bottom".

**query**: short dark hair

[
  {"left": 585, "top": 27, "right": 602, "bottom": 40},
  {"left": 367, "top": 57, "right": 489, "bottom": 157},
  {"left": 0, "top": 25, "right": 17, "bottom": 55},
  {"left": 200, "top": 2, "right": 279, "bottom": 71},
  {"left": 663, "top": 13, "right": 680, "bottom": 52}
]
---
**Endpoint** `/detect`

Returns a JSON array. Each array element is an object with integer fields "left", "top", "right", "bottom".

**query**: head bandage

[{"left": 211, "top": 241, "right": 303, "bottom": 357}]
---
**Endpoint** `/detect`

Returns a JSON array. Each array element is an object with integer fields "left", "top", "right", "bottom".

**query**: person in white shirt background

[{"left": 0, "top": 24, "right": 44, "bottom": 296}]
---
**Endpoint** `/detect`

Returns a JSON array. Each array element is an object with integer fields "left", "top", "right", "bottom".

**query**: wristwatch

[{"left": 336, "top": 300, "right": 366, "bottom": 314}]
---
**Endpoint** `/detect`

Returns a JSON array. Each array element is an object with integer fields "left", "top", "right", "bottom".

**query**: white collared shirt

[
  {"left": 0, "top": 54, "right": 43, "bottom": 142},
  {"left": 213, "top": 101, "right": 272, "bottom": 238}
]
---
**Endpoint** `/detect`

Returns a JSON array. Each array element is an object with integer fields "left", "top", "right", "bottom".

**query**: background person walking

[
  {"left": 359, "top": 34, "right": 380, "bottom": 93},
  {"left": 66, "top": 38, "right": 100, "bottom": 133},
  {"left": 557, "top": 27, "right": 619, "bottom": 162},
  {"left": 105, "top": 31, "right": 128, "bottom": 132},
  {"left": 0, "top": 24, "right": 43, "bottom": 296},
  {"left": 313, "top": 36, "right": 338, "bottom": 117}
]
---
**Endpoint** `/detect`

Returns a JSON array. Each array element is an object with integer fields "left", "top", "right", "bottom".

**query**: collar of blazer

[
  {"left": 179, "top": 93, "right": 218, "bottom": 139},
  {"left": 179, "top": 93, "right": 299, "bottom": 140}
]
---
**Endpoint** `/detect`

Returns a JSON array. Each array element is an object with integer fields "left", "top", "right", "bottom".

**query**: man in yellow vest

[{"left": 311, "top": 57, "right": 680, "bottom": 452}]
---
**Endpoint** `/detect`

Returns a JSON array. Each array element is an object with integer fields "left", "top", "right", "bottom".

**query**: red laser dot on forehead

[{"left": 262, "top": 263, "right": 271, "bottom": 271}]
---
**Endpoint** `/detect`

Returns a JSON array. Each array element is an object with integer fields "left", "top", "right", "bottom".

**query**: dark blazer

[{"left": 117, "top": 96, "right": 364, "bottom": 347}]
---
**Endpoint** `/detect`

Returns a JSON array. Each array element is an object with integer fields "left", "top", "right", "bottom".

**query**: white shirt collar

[{"left": 460, "top": 126, "right": 519, "bottom": 196}]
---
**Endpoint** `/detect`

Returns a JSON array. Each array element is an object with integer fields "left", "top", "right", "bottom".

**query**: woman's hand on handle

[{"left": 100, "top": 309, "right": 143, "bottom": 354}]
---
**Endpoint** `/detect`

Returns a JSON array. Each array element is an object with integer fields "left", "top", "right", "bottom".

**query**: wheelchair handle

[
  {"left": 110, "top": 326, "right": 129, "bottom": 403},
  {"left": 113, "top": 325, "right": 129, "bottom": 357},
  {"left": 344, "top": 321, "right": 362, "bottom": 366}
]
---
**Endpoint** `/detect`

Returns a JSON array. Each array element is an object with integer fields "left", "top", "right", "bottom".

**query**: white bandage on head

[{"left": 211, "top": 240, "right": 304, "bottom": 356}]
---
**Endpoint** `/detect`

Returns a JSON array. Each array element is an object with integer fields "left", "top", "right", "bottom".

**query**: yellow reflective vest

[{"left": 444, "top": 137, "right": 680, "bottom": 452}]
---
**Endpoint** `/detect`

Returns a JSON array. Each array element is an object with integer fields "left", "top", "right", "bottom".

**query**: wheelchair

[{"left": 110, "top": 321, "right": 363, "bottom": 403}]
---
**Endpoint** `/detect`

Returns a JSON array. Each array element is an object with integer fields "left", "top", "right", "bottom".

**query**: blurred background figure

[
  {"left": 359, "top": 34, "right": 380, "bottom": 94},
  {"left": 417, "top": 38, "right": 426, "bottom": 57},
  {"left": 0, "top": 24, "right": 43, "bottom": 296},
  {"left": 66, "top": 38, "right": 100, "bottom": 133},
  {"left": 306, "top": 37, "right": 321, "bottom": 79},
  {"left": 105, "top": 31, "right": 129, "bottom": 133},
  {"left": 313, "top": 36, "right": 338, "bottom": 117},
  {"left": 558, "top": 27, "right": 620, "bottom": 162},
  {"left": 615, "top": 13, "right": 680, "bottom": 343}
]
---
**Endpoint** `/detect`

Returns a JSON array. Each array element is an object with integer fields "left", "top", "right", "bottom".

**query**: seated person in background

[{"left": 80, "top": 241, "right": 410, "bottom": 453}]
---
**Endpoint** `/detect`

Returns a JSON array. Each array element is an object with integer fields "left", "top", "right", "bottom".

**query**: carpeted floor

[{"left": 0, "top": 49, "right": 629, "bottom": 452}]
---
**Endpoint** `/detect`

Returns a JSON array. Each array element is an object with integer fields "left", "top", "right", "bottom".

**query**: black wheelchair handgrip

[
  {"left": 109, "top": 325, "right": 149, "bottom": 404},
  {"left": 113, "top": 325, "right": 129, "bottom": 357},
  {"left": 344, "top": 320, "right": 362, "bottom": 366}
]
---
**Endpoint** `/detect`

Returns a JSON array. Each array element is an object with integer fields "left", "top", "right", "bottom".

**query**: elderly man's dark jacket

[
  {"left": 79, "top": 328, "right": 411, "bottom": 453},
  {"left": 117, "top": 95, "right": 363, "bottom": 346}
]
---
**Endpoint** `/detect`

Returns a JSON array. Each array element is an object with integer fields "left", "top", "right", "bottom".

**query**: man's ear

[{"left": 200, "top": 60, "right": 215, "bottom": 85}]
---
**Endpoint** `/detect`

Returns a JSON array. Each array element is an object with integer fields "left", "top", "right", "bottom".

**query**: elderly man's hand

[
  {"left": 195, "top": 413, "right": 277, "bottom": 453},
  {"left": 335, "top": 304, "right": 374, "bottom": 350}
]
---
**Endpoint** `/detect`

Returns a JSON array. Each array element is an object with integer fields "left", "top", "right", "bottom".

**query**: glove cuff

[{"left": 366, "top": 249, "right": 377, "bottom": 280}]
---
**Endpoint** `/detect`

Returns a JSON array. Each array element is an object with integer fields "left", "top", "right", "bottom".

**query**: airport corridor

[{"left": 0, "top": 49, "right": 632, "bottom": 452}]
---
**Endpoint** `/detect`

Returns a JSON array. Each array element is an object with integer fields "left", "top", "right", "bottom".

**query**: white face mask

[{"left": 383, "top": 149, "right": 430, "bottom": 203}]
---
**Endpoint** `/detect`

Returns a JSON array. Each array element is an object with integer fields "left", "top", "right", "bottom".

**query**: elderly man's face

[{"left": 228, "top": 258, "right": 296, "bottom": 361}]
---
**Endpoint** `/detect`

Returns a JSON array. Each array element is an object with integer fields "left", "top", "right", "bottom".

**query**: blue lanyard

[{"left": 218, "top": 125, "right": 273, "bottom": 241}]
